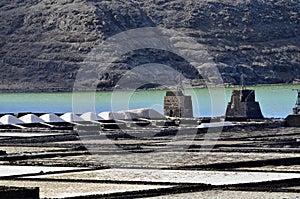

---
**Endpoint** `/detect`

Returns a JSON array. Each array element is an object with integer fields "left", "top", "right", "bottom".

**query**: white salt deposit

[
  {"left": 40, "top": 113, "right": 65, "bottom": 123},
  {"left": 198, "top": 122, "right": 234, "bottom": 128},
  {"left": 0, "top": 115, "right": 24, "bottom": 124},
  {"left": 99, "top": 108, "right": 165, "bottom": 120},
  {"left": 0, "top": 165, "right": 88, "bottom": 177},
  {"left": 60, "top": 113, "right": 84, "bottom": 122},
  {"left": 80, "top": 112, "right": 103, "bottom": 121},
  {"left": 29, "top": 169, "right": 300, "bottom": 186},
  {"left": 19, "top": 114, "right": 45, "bottom": 123}
]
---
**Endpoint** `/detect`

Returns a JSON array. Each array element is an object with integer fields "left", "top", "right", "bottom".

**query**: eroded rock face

[{"left": 0, "top": 0, "right": 299, "bottom": 92}]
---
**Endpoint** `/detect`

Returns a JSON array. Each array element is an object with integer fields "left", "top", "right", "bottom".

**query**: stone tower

[
  {"left": 164, "top": 73, "right": 193, "bottom": 118},
  {"left": 285, "top": 90, "right": 300, "bottom": 127},
  {"left": 225, "top": 89, "right": 264, "bottom": 121},
  {"left": 164, "top": 90, "right": 193, "bottom": 118},
  {"left": 292, "top": 89, "right": 300, "bottom": 115}
]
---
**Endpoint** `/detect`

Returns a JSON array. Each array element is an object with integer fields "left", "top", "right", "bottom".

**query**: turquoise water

[{"left": 0, "top": 84, "right": 299, "bottom": 118}]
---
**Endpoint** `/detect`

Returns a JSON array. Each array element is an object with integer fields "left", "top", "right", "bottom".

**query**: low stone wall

[
  {"left": 0, "top": 186, "right": 39, "bottom": 199},
  {"left": 285, "top": 115, "right": 300, "bottom": 127}
]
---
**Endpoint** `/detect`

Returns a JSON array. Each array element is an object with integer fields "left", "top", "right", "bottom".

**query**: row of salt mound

[
  {"left": 0, "top": 108, "right": 165, "bottom": 124},
  {"left": 99, "top": 108, "right": 165, "bottom": 120}
]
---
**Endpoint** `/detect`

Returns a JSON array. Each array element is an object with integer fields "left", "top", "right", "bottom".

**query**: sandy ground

[
  {"left": 143, "top": 190, "right": 300, "bottom": 199},
  {"left": 24, "top": 168, "right": 300, "bottom": 185},
  {"left": 0, "top": 180, "right": 170, "bottom": 198}
]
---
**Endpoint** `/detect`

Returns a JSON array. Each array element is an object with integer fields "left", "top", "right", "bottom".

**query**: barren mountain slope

[{"left": 0, "top": 0, "right": 299, "bottom": 91}]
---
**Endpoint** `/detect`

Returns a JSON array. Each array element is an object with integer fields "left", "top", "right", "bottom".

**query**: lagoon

[{"left": 0, "top": 84, "right": 299, "bottom": 118}]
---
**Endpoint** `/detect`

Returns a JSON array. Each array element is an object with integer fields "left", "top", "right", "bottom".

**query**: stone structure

[
  {"left": 285, "top": 115, "right": 300, "bottom": 127},
  {"left": 292, "top": 90, "right": 300, "bottom": 115},
  {"left": 225, "top": 89, "right": 264, "bottom": 121},
  {"left": 286, "top": 90, "right": 300, "bottom": 127},
  {"left": 164, "top": 90, "right": 193, "bottom": 118},
  {"left": 0, "top": 186, "right": 39, "bottom": 199}
]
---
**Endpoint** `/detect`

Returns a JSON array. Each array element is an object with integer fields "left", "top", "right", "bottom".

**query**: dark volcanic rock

[{"left": 0, "top": 0, "right": 299, "bottom": 92}]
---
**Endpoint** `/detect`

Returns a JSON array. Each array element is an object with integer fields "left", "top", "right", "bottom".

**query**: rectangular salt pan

[{"left": 25, "top": 168, "right": 300, "bottom": 185}]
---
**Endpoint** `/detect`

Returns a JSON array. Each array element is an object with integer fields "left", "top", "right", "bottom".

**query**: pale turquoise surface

[{"left": 0, "top": 84, "right": 299, "bottom": 118}]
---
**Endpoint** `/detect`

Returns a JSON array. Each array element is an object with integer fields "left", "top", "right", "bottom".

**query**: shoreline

[{"left": 0, "top": 83, "right": 299, "bottom": 94}]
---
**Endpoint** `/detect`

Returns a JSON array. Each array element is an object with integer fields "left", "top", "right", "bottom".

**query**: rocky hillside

[{"left": 0, "top": 0, "right": 299, "bottom": 92}]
